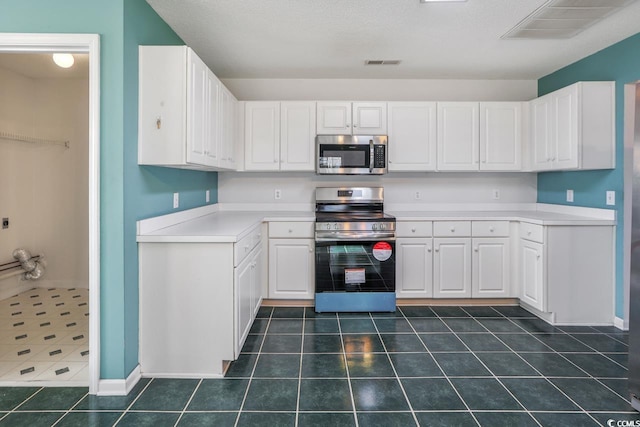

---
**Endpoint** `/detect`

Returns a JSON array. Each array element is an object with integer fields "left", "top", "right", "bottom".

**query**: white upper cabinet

[
  {"left": 218, "top": 84, "right": 238, "bottom": 170},
  {"left": 138, "top": 46, "right": 236, "bottom": 171},
  {"left": 437, "top": 102, "right": 480, "bottom": 171},
  {"left": 437, "top": 102, "right": 524, "bottom": 172},
  {"left": 529, "top": 81, "right": 615, "bottom": 171},
  {"left": 280, "top": 102, "right": 316, "bottom": 171},
  {"left": 388, "top": 102, "right": 437, "bottom": 172},
  {"left": 245, "top": 101, "right": 316, "bottom": 171},
  {"left": 317, "top": 102, "right": 386, "bottom": 135},
  {"left": 480, "top": 102, "right": 522, "bottom": 171},
  {"left": 245, "top": 102, "right": 281, "bottom": 171}
]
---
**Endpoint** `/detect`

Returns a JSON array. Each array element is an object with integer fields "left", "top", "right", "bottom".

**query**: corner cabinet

[
  {"left": 138, "top": 45, "right": 237, "bottom": 171},
  {"left": 138, "top": 224, "right": 264, "bottom": 377},
  {"left": 387, "top": 102, "right": 437, "bottom": 172},
  {"left": 518, "top": 222, "right": 614, "bottom": 324},
  {"left": 529, "top": 81, "right": 615, "bottom": 171},
  {"left": 244, "top": 101, "right": 316, "bottom": 171}
]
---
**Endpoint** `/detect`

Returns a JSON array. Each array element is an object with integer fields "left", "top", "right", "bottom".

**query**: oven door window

[
  {"left": 315, "top": 240, "right": 395, "bottom": 293},
  {"left": 318, "top": 144, "right": 370, "bottom": 169}
]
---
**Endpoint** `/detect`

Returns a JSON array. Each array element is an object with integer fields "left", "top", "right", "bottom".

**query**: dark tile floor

[{"left": 0, "top": 305, "right": 637, "bottom": 426}]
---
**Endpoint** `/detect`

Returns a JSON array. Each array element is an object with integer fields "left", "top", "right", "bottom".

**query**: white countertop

[
  {"left": 388, "top": 210, "right": 615, "bottom": 226},
  {"left": 137, "top": 203, "right": 615, "bottom": 243}
]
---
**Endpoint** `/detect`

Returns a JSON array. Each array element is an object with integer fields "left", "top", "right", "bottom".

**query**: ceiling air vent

[
  {"left": 502, "top": 0, "right": 638, "bottom": 39},
  {"left": 365, "top": 60, "right": 401, "bottom": 65}
]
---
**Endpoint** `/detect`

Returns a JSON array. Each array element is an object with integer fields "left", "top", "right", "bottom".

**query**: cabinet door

[
  {"left": 472, "top": 238, "right": 510, "bottom": 298},
  {"left": 479, "top": 102, "right": 522, "bottom": 171},
  {"left": 553, "top": 84, "right": 579, "bottom": 170},
  {"left": 186, "top": 50, "right": 209, "bottom": 166},
  {"left": 252, "top": 246, "right": 264, "bottom": 316},
  {"left": 245, "top": 102, "right": 280, "bottom": 170},
  {"left": 234, "top": 254, "right": 253, "bottom": 357},
  {"left": 388, "top": 102, "right": 437, "bottom": 171},
  {"left": 280, "top": 102, "right": 316, "bottom": 171},
  {"left": 433, "top": 238, "right": 471, "bottom": 298},
  {"left": 353, "top": 102, "right": 387, "bottom": 135},
  {"left": 269, "top": 239, "right": 314, "bottom": 299},
  {"left": 317, "top": 102, "right": 352, "bottom": 134},
  {"left": 436, "top": 102, "right": 479, "bottom": 171},
  {"left": 396, "top": 238, "right": 433, "bottom": 298},
  {"left": 520, "top": 239, "right": 545, "bottom": 311},
  {"left": 219, "top": 84, "right": 237, "bottom": 170},
  {"left": 204, "top": 70, "right": 220, "bottom": 167},
  {"left": 530, "top": 95, "right": 553, "bottom": 171}
]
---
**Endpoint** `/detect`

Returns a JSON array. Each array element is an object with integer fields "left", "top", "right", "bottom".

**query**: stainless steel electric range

[{"left": 314, "top": 187, "right": 396, "bottom": 312}]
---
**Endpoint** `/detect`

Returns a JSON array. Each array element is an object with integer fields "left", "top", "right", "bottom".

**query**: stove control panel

[{"left": 316, "top": 221, "right": 396, "bottom": 232}]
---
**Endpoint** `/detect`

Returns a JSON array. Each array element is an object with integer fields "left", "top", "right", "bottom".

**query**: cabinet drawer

[
  {"left": 472, "top": 221, "right": 510, "bottom": 237},
  {"left": 520, "top": 222, "right": 544, "bottom": 243},
  {"left": 433, "top": 221, "right": 471, "bottom": 237},
  {"left": 235, "top": 226, "right": 262, "bottom": 267},
  {"left": 396, "top": 221, "right": 433, "bottom": 237},
  {"left": 269, "top": 221, "right": 315, "bottom": 238}
]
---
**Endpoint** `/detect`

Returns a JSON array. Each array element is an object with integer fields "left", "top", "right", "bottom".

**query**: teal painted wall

[
  {"left": 1, "top": 0, "right": 218, "bottom": 380},
  {"left": 538, "top": 32, "right": 640, "bottom": 319},
  {"left": 123, "top": 0, "right": 218, "bottom": 374}
]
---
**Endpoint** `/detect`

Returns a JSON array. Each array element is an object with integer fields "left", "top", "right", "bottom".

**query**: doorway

[{"left": 0, "top": 34, "right": 100, "bottom": 394}]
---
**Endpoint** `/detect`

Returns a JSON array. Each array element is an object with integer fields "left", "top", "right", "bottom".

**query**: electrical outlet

[
  {"left": 206, "top": 190, "right": 210, "bottom": 203},
  {"left": 492, "top": 189, "right": 500, "bottom": 200},
  {"left": 173, "top": 192, "right": 179, "bottom": 209},
  {"left": 414, "top": 191, "right": 421, "bottom": 200},
  {"left": 274, "top": 189, "right": 282, "bottom": 200},
  {"left": 566, "top": 189, "right": 574, "bottom": 203},
  {"left": 606, "top": 191, "right": 615, "bottom": 206}
]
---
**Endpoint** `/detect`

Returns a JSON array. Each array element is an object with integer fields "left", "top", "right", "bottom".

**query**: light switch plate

[
  {"left": 606, "top": 191, "right": 615, "bottom": 206},
  {"left": 566, "top": 189, "right": 574, "bottom": 203}
]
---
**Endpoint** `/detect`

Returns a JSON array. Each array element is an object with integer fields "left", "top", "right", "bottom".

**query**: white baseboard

[
  {"left": 614, "top": 316, "right": 627, "bottom": 331},
  {"left": 97, "top": 364, "right": 141, "bottom": 396}
]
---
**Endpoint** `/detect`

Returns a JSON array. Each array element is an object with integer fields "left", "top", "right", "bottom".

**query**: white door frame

[{"left": 0, "top": 33, "right": 101, "bottom": 394}]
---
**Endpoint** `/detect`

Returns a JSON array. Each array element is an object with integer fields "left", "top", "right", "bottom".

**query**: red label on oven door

[{"left": 372, "top": 242, "right": 392, "bottom": 261}]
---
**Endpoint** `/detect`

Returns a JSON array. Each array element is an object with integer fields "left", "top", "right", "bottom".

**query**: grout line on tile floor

[
  {"left": 370, "top": 312, "right": 420, "bottom": 427},
  {"left": 50, "top": 389, "right": 90, "bottom": 426},
  {"left": 233, "top": 311, "right": 271, "bottom": 427},
  {"left": 112, "top": 376, "right": 155, "bottom": 426},
  {"left": 435, "top": 309, "right": 544, "bottom": 427},
  {"left": 174, "top": 378, "right": 203, "bottom": 427},
  {"left": 400, "top": 306, "right": 481, "bottom": 427},
  {"left": 293, "top": 310, "right": 305, "bottom": 427},
  {"left": 336, "top": 312, "right": 360, "bottom": 427}
]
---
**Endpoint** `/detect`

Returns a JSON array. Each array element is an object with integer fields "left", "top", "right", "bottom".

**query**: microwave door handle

[{"left": 369, "top": 139, "right": 374, "bottom": 173}]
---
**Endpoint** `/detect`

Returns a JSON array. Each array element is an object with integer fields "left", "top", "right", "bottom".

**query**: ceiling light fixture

[{"left": 52, "top": 53, "right": 74, "bottom": 68}]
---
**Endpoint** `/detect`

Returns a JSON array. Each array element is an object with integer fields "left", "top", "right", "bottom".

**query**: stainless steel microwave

[{"left": 316, "top": 135, "right": 387, "bottom": 175}]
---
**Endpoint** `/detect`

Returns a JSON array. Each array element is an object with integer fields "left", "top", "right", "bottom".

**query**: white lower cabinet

[
  {"left": 268, "top": 221, "right": 315, "bottom": 299},
  {"left": 235, "top": 246, "right": 262, "bottom": 355},
  {"left": 433, "top": 238, "right": 472, "bottom": 298},
  {"left": 472, "top": 238, "right": 511, "bottom": 298},
  {"left": 518, "top": 223, "right": 614, "bottom": 324},
  {"left": 138, "top": 225, "right": 263, "bottom": 377},
  {"left": 396, "top": 238, "right": 433, "bottom": 298},
  {"left": 519, "top": 239, "right": 545, "bottom": 311}
]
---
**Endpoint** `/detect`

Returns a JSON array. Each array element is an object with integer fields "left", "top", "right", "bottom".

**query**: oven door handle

[{"left": 315, "top": 232, "right": 396, "bottom": 241}]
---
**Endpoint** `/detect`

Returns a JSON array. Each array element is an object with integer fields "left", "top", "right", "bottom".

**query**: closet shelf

[{"left": 0, "top": 131, "right": 69, "bottom": 148}]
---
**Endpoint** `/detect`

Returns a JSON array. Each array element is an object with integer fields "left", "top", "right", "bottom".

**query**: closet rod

[{"left": 0, "top": 131, "right": 69, "bottom": 148}]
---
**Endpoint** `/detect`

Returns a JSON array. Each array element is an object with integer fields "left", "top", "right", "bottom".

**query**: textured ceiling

[{"left": 146, "top": 0, "right": 640, "bottom": 80}]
